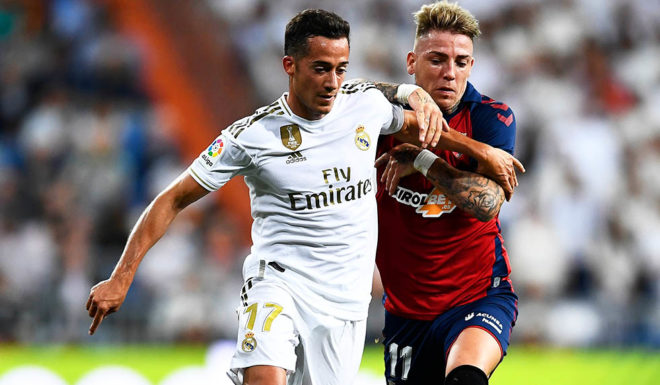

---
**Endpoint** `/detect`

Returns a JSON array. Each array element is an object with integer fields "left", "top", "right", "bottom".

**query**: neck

[
  {"left": 286, "top": 91, "right": 324, "bottom": 121},
  {"left": 443, "top": 102, "right": 460, "bottom": 115}
]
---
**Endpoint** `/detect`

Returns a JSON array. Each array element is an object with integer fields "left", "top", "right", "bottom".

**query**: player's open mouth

[{"left": 318, "top": 95, "right": 335, "bottom": 102}]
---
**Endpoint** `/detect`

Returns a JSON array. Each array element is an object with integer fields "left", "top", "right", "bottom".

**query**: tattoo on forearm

[
  {"left": 415, "top": 92, "right": 433, "bottom": 105},
  {"left": 373, "top": 82, "right": 399, "bottom": 104},
  {"left": 426, "top": 162, "right": 504, "bottom": 222}
]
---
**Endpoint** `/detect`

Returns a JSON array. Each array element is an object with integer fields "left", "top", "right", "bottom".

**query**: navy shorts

[{"left": 382, "top": 289, "right": 518, "bottom": 384}]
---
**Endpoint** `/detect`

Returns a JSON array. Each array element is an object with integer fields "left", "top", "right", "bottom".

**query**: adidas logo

[{"left": 286, "top": 151, "right": 307, "bottom": 164}]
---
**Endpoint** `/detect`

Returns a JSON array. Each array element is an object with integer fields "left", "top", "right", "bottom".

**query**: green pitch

[
  {"left": 1, "top": 344, "right": 660, "bottom": 384},
  {"left": 361, "top": 345, "right": 660, "bottom": 385}
]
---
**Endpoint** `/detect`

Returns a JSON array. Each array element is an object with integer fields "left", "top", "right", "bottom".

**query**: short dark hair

[{"left": 284, "top": 9, "right": 350, "bottom": 58}]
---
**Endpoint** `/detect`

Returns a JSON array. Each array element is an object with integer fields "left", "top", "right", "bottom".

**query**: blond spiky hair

[{"left": 414, "top": 1, "right": 481, "bottom": 41}]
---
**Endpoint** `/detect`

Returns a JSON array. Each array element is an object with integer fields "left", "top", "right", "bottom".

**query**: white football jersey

[{"left": 188, "top": 80, "right": 404, "bottom": 320}]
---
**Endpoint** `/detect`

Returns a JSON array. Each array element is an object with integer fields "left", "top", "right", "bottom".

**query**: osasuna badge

[
  {"left": 280, "top": 124, "right": 302, "bottom": 150},
  {"left": 354, "top": 125, "right": 371, "bottom": 151},
  {"left": 242, "top": 332, "right": 257, "bottom": 352}
]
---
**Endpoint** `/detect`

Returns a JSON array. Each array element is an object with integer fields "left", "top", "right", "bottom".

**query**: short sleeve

[
  {"left": 381, "top": 103, "right": 404, "bottom": 135},
  {"left": 471, "top": 103, "right": 517, "bottom": 155},
  {"left": 188, "top": 131, "right": 254, "bottom": 191}
]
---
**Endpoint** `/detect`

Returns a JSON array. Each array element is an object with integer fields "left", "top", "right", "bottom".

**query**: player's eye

[
  {"left": 457, "top": 61, "right": 467, "bottom": 68},
  {"left": 336, "top": 67, "right": 347, "bottom": 75}
]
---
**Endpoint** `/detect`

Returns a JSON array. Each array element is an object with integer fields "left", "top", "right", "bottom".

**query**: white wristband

[
  {"left": 395, "top": 84, "right": 421, "bottom": 105},
  {"left": 413, "top": 149, "right": 438, "bottom": 176}
]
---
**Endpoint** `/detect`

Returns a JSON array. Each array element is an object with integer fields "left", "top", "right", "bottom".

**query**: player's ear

[
  {"left": 283, "top": 56, "right": 295, "bottom": 76},
  {"left": 406, "top": 51, "right": 416, "bottom": 75}
]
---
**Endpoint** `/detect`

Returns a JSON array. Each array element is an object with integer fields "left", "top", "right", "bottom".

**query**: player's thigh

[
  {"left": 302, "top": 317, "right": 366, "bottom": 385},
  {"left": 243, "top": 365, "right": 287, "bottom": 385},
  {"left": 444, "top": 293, "right": 518, "bottom": 376},
  {"left": 228, "top": 279, "right": 300, "bottom": 384},
  {"left": 382, "top": 311, "right": 441, "bottom": 384},
  {"left": 446, "top": 327, "right": 501, "bottom": 376}
]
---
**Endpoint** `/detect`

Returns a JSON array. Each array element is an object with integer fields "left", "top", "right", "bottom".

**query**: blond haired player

[{"left": 376, "top": 2, "right": 524, "bottom": 384}]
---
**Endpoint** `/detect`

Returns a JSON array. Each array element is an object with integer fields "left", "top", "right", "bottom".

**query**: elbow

[
  {"left": 472, "top": 197, "right": 503, "bottom": 222},
  {"left": 474, "top": 210, "right": 497, "bottom": 222},
  {"left": 152, "top": 189, "right": 186, "bottom": 215}
]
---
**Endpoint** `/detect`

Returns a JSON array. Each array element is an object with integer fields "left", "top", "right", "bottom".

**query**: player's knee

[{"left": 444, "top": 365, "right": 488, "bottom": 385}]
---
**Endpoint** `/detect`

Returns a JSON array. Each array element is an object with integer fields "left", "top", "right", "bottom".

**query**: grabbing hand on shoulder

[{"left": 406, "top": 87, "right": 450, "bottom": 148}]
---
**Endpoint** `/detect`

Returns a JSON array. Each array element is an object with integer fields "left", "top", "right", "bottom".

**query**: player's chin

[
  {"left": 433, "top": 96, "right": 457, "bottom": 112},
  {"left": 314, "top": 101, "right": 334, "bottom": 115}
]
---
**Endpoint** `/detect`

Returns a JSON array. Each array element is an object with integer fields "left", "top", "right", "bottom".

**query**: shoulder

[
  {"left": 338, "top": 79, "right": 390, "bottom": 112},
  {"left": 340, "top": 79, "right": 378, "bottom": 95},
  {"left": 463, "top": 84, "right": 517, "bottom": 152},
  {"left": 224, "top": 99, "right": 286, "bottom": 141},
  {"left": 465, "top": 90, "right": 516, "bottom": 136},
  {"left": 464, "top": 83, "right": 515, "bottom": 128},
  {"left": 472, "top": 95, "right": 515, "bottom": 124}
]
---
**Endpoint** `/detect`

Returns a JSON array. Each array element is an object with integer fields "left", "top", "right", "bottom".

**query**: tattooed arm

[
  {"left": 373, "top": 81, "right": 447, "bottom": 148},
  {"left": 373, "top": 82, "right": 399, "bottom": 102},
  {"left": 376, "top": 143, "right": 505, "bottom": 221},
  {"left": 425, "top": 160, "right": 505, "bottom": 222}
]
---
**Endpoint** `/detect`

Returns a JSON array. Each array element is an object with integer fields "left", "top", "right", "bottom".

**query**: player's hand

[
  {"left": 407, "top": 88, "right": 449, "bottom": 148},
  {"left": 476, "top": 148, "right": 525, "bottom": 201},
  {"left": 85, "top": 277, "right": 130, "bottom": 335},
  {"left": 375, "top": 144, "right": 422, "bottom": 195}
]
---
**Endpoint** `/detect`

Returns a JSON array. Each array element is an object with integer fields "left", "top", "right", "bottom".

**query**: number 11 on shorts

[
  {"left": 244, "top": 302, "right": 283, "bottom": 331},
  {"left": 389, "top": 343, "right": 412, "bottom": 381}
]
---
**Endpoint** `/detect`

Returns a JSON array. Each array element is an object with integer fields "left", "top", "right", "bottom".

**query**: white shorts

[{"left": 227, "top": 272, "right": 366, "bottom": 385}]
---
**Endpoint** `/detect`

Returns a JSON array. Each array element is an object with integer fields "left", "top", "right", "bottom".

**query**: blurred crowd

[
  {"left": 1, "top": 0, "right": 659, "bottom": 348},
  {"left": 0, "top": 0, "right": 246, "bottom": 344}
]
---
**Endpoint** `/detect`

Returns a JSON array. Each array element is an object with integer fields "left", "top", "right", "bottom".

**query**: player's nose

[
  {"left": 443, "top": 62, "right": 456, "bottom": 80},
  {"left": 324, "top": 72, "right": 340, "bottom": 90}
]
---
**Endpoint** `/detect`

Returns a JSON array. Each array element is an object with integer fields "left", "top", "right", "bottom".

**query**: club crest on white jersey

[{"left": 354, "top": 125, "right": 371, "bottom": 151}]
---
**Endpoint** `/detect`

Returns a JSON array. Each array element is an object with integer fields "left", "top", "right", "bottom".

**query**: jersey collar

[{"left": 462, "top": 82, "right": 482, "bottom": 103}]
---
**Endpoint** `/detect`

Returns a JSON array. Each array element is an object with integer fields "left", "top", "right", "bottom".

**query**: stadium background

[{"left": 0, "top": 0, "right": 659, "bottom": 384}]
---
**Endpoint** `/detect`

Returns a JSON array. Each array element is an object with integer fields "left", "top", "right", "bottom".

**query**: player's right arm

[
  {"left": 395, "top": 110, "right": 523, "bottom": 198},
  {"left": 377, "top": 143, "right": 505, "bottom": 221},
  {"left": 86, "top": 172, "right": 209, "bottom": 335}
]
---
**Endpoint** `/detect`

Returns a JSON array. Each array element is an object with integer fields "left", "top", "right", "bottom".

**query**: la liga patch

[{"left": 207, "top": 139, "right": 224, "bottom": 157}]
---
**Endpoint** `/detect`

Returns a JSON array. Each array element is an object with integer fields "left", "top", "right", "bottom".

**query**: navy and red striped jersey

[{"left": 376, "top": 82, "right": 517, "bottom": 321}]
